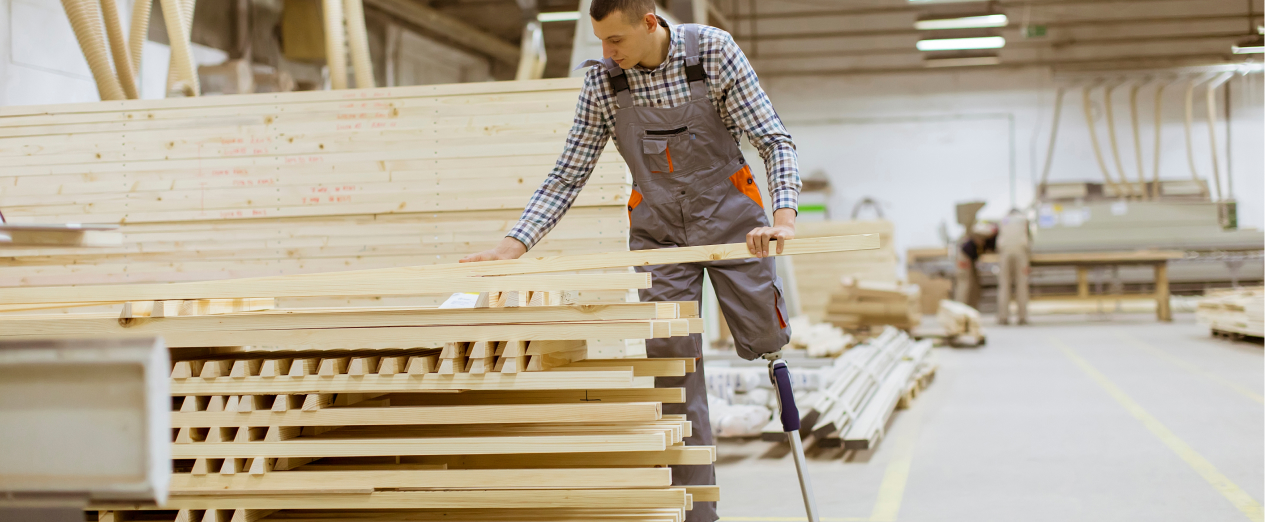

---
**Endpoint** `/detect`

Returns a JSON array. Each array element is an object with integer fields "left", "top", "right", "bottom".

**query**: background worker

[
  {"left": 954, "top": 221, "right": 997, "bottom": 309},
  {"left": 461, "top": 1, "right": 801, "bottom": 520},
  {"left": 996, "top": 209, "right": 1032, "bottom": 325}
]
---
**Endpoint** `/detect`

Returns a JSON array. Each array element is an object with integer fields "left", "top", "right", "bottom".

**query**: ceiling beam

[
  {"left": 737, "top": 13, "right": 1262, "bottom": 41},
  {"left": 729, "top": 0, "right": 1253, "bottom": 21},
  {"left": 364, "top": 0, "right": 521, "bottom": 63},
  {"left": 755, "top": 52, "right": 1246, "bottom": 77}
]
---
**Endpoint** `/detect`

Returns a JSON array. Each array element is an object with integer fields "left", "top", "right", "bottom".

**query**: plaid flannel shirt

[{"left": 507, "top": 20, "right": 801, "bottom": 250}]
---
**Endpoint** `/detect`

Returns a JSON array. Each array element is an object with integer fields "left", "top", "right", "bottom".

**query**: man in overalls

[{"left": 463, "top": 1, "right": 800, "bottom": 519}]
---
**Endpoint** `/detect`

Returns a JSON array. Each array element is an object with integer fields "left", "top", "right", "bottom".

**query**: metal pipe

[
  {"left": 323, "top": 0, "right": 348, "bottom": 89},
  {"left": 343, "top": 0, "right": 375, "bottom": 88},
  {"left": 1204, "top": 72, "right": 1234, "bottom": 201},
  {"left": 1082, "top": 83, "right": 1124, "bottom": 198},
  {"left": 99, "top": 0, "right": 138, "bottom": 99},
  {"left": 59, "top": 0, "right": 126, "bottom": 100},
  {"left": 127, "top": 0, "right": 152, "bottom": 88}
]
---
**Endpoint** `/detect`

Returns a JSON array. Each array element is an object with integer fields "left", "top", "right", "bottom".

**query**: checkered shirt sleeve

[{"left": 507, "top": 25, "right": 800, "bottom": 250}]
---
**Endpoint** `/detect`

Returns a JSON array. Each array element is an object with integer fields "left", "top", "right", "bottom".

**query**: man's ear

[{"left": 643, "top": 12, "right": 658, "bottom": 32}]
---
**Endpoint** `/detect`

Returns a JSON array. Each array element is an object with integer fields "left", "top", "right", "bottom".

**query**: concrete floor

[{"left": 714, "top": 314, "right": 1264, "bottom": 522}]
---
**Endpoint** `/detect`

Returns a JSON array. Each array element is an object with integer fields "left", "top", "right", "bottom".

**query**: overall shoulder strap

[
  {"left": 600, "top": 58, "right": 634, "bottom": 109},
  {"left": 680, "top": 24, "right": 707, "bottom": 101}
]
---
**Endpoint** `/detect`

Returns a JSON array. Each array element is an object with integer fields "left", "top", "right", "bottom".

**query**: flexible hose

[
  {"left": 128, "top": 0, "right": 152, "bottom": 86},
  {"left": 1037, "top": 86, "right": 1065, "bottom": 198},
  {"left": 60, "top": 0, "right": 126, "bottom": 100},
  {"left": 165, "top": 0, "right": 196, "bottom": 94},
  {"left": 99, "top": 0, "right": 138, "bottom": 99},
  {"left": 1082, "top": 84, "right": 1122, "bottom": 198},
  {"left": 323, "top": 0, "right": 347, "bottom": 89},
  {"left": 160, "top": 0, "right": 199, "bottom": 96},
  {"left": 1128, "top": 79, "right": 1146, "bottom": 199},
  {"left": 343, "top": 0, "right": 374, "bottom": 88},
  {"left": 1151, "top": 80, "right": 1169, "bottom": 199},
  {"left": 1182, "top": 74, "right": 1213, "bottom": 195},
  {"left": 1204, "top": 72, "right": 1234, "bottom": 202},
  {"left": 1103, "top": 80, "right": 1132, "bottom": 198}
]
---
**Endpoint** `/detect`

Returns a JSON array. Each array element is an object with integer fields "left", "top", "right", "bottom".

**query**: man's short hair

[{"left": 590, "top": 0, "right": 655, "bottom": 24}]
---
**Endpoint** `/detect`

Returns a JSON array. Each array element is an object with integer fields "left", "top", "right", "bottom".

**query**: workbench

[{"left": 980, "top": 250, "right": 1184, "bottom": 321}]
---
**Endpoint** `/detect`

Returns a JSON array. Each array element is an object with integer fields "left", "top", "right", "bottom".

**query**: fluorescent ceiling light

[
  {"left": 917, "top": 36, "right": 1006, "bottom": 51},
  {"left": 1232, "top": 45, "right": 1264, "bottom": 54},
  {"left": 538, "top": 11, "right": 580, "bottom": 22},
  {"left": 915, "top": 14, "right": 1007, "bottom": 30}
]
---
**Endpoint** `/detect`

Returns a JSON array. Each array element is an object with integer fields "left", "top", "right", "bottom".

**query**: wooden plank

[
  {"left": 170, "top": 433, "right": 667, "bottom": 458},
  {"left": 168, "top": 467, "right": 671, "bottom": 492},
  {"left": 384, "top": 387, "right": 687, "bottom": 405},
  {"left": 439, "top": 445, "right": 716, "bottom": 468},
  {"left": 95, "top": 488, "right": 687, "bottom": 510},
  {"left": 168, "top": 370, "right": 644, "bottom": 395},
  {"left": 561, "top": 359, "right": 693, "bottom": 377},
  {"left": 0, "top": 272, "right": 650, "bottom": 306},
  {"left": 0, "top": 303, "right": 667, "bottom": 336},
  {"left": 0, "top": 225, "right": 121, "bottom": 248},
  {"left": 170, "top": 402, "right": 663, "bottom": 428}
]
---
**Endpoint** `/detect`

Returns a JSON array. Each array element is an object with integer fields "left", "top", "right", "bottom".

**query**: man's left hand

[{"left": 748, "top": 207, "right": 798, "bottom": 258}]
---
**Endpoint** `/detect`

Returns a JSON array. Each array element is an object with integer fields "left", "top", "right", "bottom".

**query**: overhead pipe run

[
  {"left": 344, "top": 0, "right": 376, "bottom": 88},
  {"left": 1182, "top": 73, "right": 1214, "bottom": 195},
  {"left": 1102, "top": 80, "right": 1134, "bottom": 198},
  {"left": 1127, "top": 79, "right": 1147, "bottom": 199},
  {"left": 515, "top": 0, "right": 547, "bottom": 81},
  {"left": 1081, "top": 83, "right": 1125, "bottom": 199},
  {"left": 1036, "top": 86, "right": 1065, "bottom": 197},
  {"left": 59, "top": 0, "right": 126, "bottom": 101},
  {"left": 1151, "top": 79, "right": 1171, "bottom": 199}
]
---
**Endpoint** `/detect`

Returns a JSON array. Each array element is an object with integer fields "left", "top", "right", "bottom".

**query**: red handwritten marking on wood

[
  {"left": 302, "top": 195, "right": 352, "bottom": 204},
  {"left": 309, "top": 185, "right": 356, "bottom": 194},
  {"left": 284, "top": 156, "right": 325, "bottom": 165},
  {"left": 219, "top": 208, "right": 270, "bottom": 218}
]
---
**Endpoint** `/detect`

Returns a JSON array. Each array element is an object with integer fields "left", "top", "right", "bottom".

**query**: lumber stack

[
  {"left": 1196, "top": 287, "right": 1264, "bottom": 339},
  {"left": 790, "top": 221, "right": 898, "bottom": 322},
  {"left": 0, "top": 78, "right": 632, "bottom": 308},
  {"left": 761, "top": 327, "right": 935, "bottom": 450},
  {"left": 823, "top": 277, "right": 921, "bottom": 334},
  {"left": 935, "top": 299, "right": 985, "bottom": 345}
]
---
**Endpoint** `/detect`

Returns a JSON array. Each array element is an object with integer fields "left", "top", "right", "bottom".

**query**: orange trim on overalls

[
  {"left": 729, "top": 165, "right": 763, "bottom": 207},
  {"left": 650, "top": 145, "right": 675, "bottom": 175},
  {"left": 627, "top": 190, "right": 643, "bottom": 222},
  {"left": 775, "top": 293, "right": 788, "bottom": 329}
]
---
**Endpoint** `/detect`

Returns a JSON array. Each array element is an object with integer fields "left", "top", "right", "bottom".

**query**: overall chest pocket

[{"left": 641, "top": 127, "right": 700, "bottom": 177}]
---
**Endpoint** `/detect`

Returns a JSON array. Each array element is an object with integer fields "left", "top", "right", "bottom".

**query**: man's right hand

[{"left": 460, "top": 237, "right": 528, "bottom": 263}]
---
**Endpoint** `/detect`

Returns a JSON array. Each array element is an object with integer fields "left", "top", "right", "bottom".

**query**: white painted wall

[{"left": 758, "top": 67, "right": 1264, "bottom": 264}]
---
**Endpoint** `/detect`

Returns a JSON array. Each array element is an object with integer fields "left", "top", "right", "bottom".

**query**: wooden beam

[
  {"left": 168, "top": 370, "right": 645, "bottom": 395},
  {"left": 384, "top": 387, "right": 688, "bottom": 405},
  {"left": 170, "top": 402, "right": 662, "bottom": 428},
  {"left": 363, "top": 0, "right": 520, "bottom": 63},
  {"left": 440, "top": 445, "right": 716, "bottom": 468},
  {"left": 0, "top": 302, "right": 673, "bottom": 337},
  {"left": 169, "top": 433, "right": 667, "bottom": 458},
  {"left": 0, "top": 272, "right": 650, "bottom": 306},
  {"left": 96, "top": 488, "right": 688, "bottom": 510},
  {"left": 169, "top": 467, "right": 671, "bottom": 492}
]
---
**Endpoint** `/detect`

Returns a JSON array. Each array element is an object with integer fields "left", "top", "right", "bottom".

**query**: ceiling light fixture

[
  {"left": 915, "top": 14, "right": 1007, "bottom": 30},
  {"left": 537, "top": 11, "right": 580, "bottom": 22},
  {"left": 916, "top": 36, "right": 1005, "bottom": 51}
]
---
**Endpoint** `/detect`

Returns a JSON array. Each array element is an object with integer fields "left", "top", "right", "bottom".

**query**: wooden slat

[
  {"left": 168, "top": 370, "right": 645, "bottom": 395},
  {"left": 170, "top": 433, "right": 667, "bottom": 458},
  {"left": 94, "top": 488, "right": 687, "bottom": 510},
  {"left": 168, "top": 467, "right": 672, "bottom": 492},
  {"left": 170, "top": 402, "right": 663, "bottom": 428}
]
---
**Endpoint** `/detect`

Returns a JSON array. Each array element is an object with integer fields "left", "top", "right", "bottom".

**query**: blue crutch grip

[{"left": 771, "top": 360, "right": 800, "bottom": 432}]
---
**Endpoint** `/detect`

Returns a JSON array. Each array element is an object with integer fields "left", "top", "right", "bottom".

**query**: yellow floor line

[
  {"left": 1054, "top": 337, "right": 1264, "bottom": 522},
  {"left": 1116, "top": 331, "right": 1264, "bottom": 405},
  {"left": 868, "top": 404, "right": 926, "bottom": 522}
]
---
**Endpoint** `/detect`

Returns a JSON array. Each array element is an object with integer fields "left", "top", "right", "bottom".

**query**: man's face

[{"left": 592, "top": 11, "right": 657, "bottom": 69}]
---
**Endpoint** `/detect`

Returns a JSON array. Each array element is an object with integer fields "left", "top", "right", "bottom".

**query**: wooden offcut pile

[
  {"left": 763, "top": 327, "right": 935, "bottom": 451},
  {"left": 823, "top": 277, "right": 921, "bottom": 334},
  {"left": 935, "top": 299, "right": 985, "bottom": 346},
  {"left": 1196, "top": 287, "right": 1264, "bottom": 339}
]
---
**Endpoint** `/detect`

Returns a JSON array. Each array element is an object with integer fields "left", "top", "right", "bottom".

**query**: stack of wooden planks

[
  {"left": 0, "top": 78, "right": 632, "bottom": 309},
  {"left": 789, "top": 221, "right": 898, "bottom": 322},
  {"left": 763, "top": 327, "right": 935, "bottom": 451},
  {"left": 1196, "top": 287, "right": 1264, "bottom": 339},
  {"left": 823, "top": 277, "right": 922, "bottom": 334},
  {"left": 0, "top": 236, "right": 880, "bottom": 522},
  {"left": 935, "top": 299, "right": 985, "bottom": 346}
]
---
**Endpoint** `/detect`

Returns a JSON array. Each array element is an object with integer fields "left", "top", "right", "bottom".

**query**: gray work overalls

[{"left": 597, "top": 23, "right": 792, "bottom": 522}]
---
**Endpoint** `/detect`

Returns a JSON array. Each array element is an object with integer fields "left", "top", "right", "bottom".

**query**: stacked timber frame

[{"left": 0, "top": 237, "right": 879, "bottom": 522}]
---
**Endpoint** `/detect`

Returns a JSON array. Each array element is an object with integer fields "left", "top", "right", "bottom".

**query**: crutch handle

[{"left": 769, "top": 359, "right": 800, "bottom": 432}]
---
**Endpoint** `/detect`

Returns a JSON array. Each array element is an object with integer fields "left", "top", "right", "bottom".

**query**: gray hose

[
  {"left": 99, "top": 0, "right": 138, "bottom": 99},
  {"left": 60, "top": 0, "right": 126, "bottom": 100}
]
